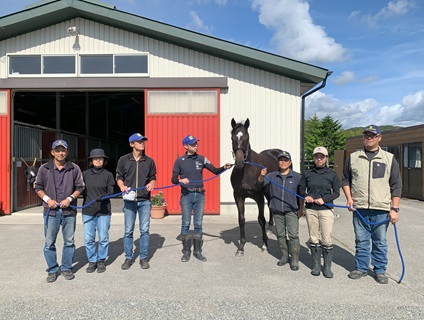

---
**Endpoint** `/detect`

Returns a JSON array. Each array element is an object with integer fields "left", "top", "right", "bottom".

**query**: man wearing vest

[{"left": 342, "top": 125, "right": 402, "bottom": 284}]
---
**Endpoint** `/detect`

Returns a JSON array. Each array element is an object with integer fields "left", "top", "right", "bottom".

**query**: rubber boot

[
  {"left": 277, "top": 238, "right": 289, "bottom": 266},
  {"left": 322, "top": 245, "right": 334, "bottom": 278},
  {"left": 310, "top": 242, "right": 321, "bottom": 276},
  {"left": 181, "top": 235, "right": 192, "bottom": 262},
  {"left": 193, "top": 236, "right": 207, "bottom": 262},
  {"left": 289, "top": 240, "right": 300, "bottom": 271}
]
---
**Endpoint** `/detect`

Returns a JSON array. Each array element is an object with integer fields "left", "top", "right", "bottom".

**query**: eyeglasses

[{"left": 363, "top": 134, "right": 380, "bottom": 140}]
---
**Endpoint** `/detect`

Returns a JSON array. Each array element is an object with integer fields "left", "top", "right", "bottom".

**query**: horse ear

[
  {"left": 231, "top": 118, "right": 236, "bottom": 129},
  {"left": 245, "top": 118, "right": 250, "bottom": 129}
]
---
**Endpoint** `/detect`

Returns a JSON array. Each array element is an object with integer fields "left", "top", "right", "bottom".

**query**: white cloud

[
  {"left": 332, "top": 71, "right": 356, "bottom": 85},
  {"left": 251, "top": 0, "right": 347, "bottom": 63},
  {"left": 305, "top": 89, "right": 424, "bottom": 129},
  {"left": 187, "top": 11, "right": 212, "bottom": 33},
  {"left": 366, "top": 0, "right": 416, "bottom": 27}
]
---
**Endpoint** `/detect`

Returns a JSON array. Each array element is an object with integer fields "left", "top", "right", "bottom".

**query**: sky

[{"left": 1, "top": 0, "right": 424, "bottom": 129}]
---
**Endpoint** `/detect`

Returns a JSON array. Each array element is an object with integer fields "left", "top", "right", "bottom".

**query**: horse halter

[{"left": 232, "top": 130, "right": 249, "bottom": 162}]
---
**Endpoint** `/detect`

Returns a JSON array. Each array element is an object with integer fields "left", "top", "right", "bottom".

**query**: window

[
  {"left": 115, "top": 55, "right": 148, "bottom": 74},
  {"left": 80, "top": 55, "right": 113, "bottom": 74},
  {"left": 9, "top": 55, "right": 41, "bottom": 75},
  {"left": 43, "top": 56, "right": 76, "bottom": 74}
]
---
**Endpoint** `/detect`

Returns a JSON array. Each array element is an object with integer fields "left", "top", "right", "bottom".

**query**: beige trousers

[{"left": 305, "top": 208, "right": 334, "bottom": 246}]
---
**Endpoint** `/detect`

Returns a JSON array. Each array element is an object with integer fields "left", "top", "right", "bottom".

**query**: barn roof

[{"left": 0, "top": 0, "right": 329, "bottom": 93}]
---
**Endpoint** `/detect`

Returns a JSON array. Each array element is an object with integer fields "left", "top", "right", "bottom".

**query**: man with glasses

[
  {"left": 342, "top": 125, "right": 402, "bottom": 284},
  {"left": 172, "top": 135, "right": 232, "bottom": 262},
  {"left": 116, "top": 133, "right": 157, "bottom": 270},
  {"left": 34, "top": 139, "right": 84, "bottom": 283}
]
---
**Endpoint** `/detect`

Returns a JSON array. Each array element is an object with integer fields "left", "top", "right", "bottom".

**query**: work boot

[
  {"left": 289, "top": 240, "right": 300, "bottom": 271},
  {"left": 322, "top": 245, "right": 334, "bottom": 278},
  {"left": 310, "top": 242, "right": 322, "bottom": 276},
  {"left": 97, "top": 261, "right": 106, "bottom": 273},
  {"left": 277, "top": 238, "right": 289, "bottom": 266},
  {"left": 193, "top": 235, "right": 207, "bottom": 262},
  {"left": 86, "top": 262, "right": 97, "bottom": 273},
  {"left": 181, "top": 235, "right": 192, "bottom": 262}
]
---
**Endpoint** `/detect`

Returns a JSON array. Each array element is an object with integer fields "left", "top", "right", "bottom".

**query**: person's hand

[
  {"left": 146, "top": 181, "right": 155, "bottom": 192},
  {"left": 120, "top": 185, "right": 129, "bottom": 193},
  {"left": 389, "top": 210, "right": 399, "bottom": 224},
  {"left": 224, "top": 163, "right": 233, "bottom": 169},
  {"left": 304, "top": 196, "right": 314, "bottom": 203},
  {"left": 260, "top": 168, "right": 267, "bottom": 177},
  {"left": 59, "top": 198, "right": 71, "bottom": 208},
  {"left": 179, "top": 178, "right": 189, "bottom": 185},
  {"left": 315, "top": 198, "right": 324, "bottom": 205},
  {"left": 46, "top": 199, "right": 58, "bottom": 209},
  {"left": 346, "top": 198, "right": 354, "bottom": 211},
  {"left": 297, "top": 209, "right": 304, "bottom": 219}
]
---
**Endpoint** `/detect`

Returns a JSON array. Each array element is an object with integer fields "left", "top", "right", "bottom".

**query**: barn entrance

[{"left": 12, "top": 91, "right": 144, "bottom": 211}]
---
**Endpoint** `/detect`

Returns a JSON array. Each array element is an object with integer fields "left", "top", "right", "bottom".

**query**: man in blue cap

[
  {"left": 342, "top": 124, "right": 402, "bottom": 284},
  {"left": 34, "top": 139, "right": 84, "bottom": 283},
  {"left": 172, "top": 135, "right": 232, "bottom": 262},
  {"left": 116, "top": 133, "right": 157, "bottom": 270}
]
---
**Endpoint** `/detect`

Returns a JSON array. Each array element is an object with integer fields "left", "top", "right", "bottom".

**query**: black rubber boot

[
  {"left": 181, "top": 235, "right": 192, "bottom": 262},
  {"left": 310, "top": 242, "right": 322, "bottom": 276},
  {"left": 277, "top": 238, "right": 289, "bottom": 266},
  {"left": 289, "top": 240, "right": 300, "bottom": 271},
  {"left": 322, "top": 245, "right": 334, "bottom": 278},
  {"left": 193, "top": 236, "right": 207, "bottom": 262}
]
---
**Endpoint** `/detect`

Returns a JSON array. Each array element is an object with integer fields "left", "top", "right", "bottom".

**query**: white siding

[{"left": 0, "top": 18, "right": 302, "bottom": 203}]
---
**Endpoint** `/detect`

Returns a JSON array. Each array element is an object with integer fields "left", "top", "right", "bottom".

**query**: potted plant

[{"left": 150, "top": 191, "right": 167, "bottom": 219}]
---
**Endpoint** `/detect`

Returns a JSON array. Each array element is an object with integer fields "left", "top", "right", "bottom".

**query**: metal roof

[{"left": 0, "top": 0, "right": 329, "bottom": 93}]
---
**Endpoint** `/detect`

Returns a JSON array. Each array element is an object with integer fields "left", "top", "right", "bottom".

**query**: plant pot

[{"left": 151, "top": 205, "right": 166, "bottom": 219}]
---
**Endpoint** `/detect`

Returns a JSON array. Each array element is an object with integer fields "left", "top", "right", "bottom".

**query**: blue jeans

[
  {"left": 82, "top": 214, "right": 111, "bottom": 262},
  {"left": 123, "top": 200, "right": 151, "bottom": 260},
  {"left": 180, "top": 192, "right": 205, "bottom": 236},
  {"left": 353, "top": 209, "right": 389, "bottom": 274},
  {"left": 43, "top": 209, "right": 76, "bottom": 273}
]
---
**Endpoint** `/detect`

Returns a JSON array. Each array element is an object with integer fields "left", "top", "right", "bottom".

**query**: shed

[{"left": 0, "top": 0, "right": 329, "bottom": 214}]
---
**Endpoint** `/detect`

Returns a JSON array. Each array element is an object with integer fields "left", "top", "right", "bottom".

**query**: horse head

[{"left": 231, "top": 118, "right": 250, "bottom": 168}]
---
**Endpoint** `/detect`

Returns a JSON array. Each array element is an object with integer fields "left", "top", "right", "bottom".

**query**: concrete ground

[{"left": 0, "top": 195, "right": 423, "bottom": 319}]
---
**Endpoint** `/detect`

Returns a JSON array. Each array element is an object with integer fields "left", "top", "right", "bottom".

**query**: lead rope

[{"left": 246, "top": 161, "right": 405, "bottom": 284}]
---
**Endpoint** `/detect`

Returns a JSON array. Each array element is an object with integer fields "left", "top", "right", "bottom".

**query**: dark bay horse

[{"left": 230, "top": 118, "right": 281, "bottom": 256}]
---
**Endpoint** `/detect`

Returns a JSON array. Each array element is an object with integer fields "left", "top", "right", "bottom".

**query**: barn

[{"left": 0, "top": 0, "right": 329, "bottom": 215}]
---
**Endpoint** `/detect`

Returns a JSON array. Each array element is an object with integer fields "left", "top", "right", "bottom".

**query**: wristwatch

[{"left": 390, "top": 207, "right": 400, "bottom": 213}]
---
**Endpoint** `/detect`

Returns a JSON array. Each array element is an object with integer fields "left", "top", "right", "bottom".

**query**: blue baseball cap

[
  {"left": 52, "top": 139, "right": 68, "bottom": 149},
  {"left": 182, "top": 135, "right": 199, "bottom": 145},
  {"left": 277, "top": 150, "right": 291, "bottom": 160},
  {"left": 129, "top": 133, "right": 148, "bottom": 143},
  {"left": 363, "top": 125, "right": 381, "bottom": 135}
]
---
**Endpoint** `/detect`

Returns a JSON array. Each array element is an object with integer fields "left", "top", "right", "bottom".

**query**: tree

[{"left": 304, "top": 115, "right": 345, "bottom": 164}]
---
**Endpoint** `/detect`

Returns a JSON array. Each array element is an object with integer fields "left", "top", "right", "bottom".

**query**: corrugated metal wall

[
  {"left": 0, "top": 17, "right": 301, "bottom": 205},
  {"left": 0, "top": 90, "right": 10, "bottom": 214}
]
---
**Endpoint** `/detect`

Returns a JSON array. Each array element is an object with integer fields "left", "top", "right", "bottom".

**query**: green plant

[{"left": 151, "top": 191, "right": 167, "bottom": 206}]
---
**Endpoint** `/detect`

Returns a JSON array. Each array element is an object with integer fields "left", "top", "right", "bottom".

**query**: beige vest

[{"left": 350, "top": 148, "right": 393, "bottom": 210}]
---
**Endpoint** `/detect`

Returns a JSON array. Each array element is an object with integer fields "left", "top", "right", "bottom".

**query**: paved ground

[{"left": 0, "top": 195, "right": 423, "bottom": 319}]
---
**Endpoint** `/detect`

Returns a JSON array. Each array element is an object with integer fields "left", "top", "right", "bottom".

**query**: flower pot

[{"left": 151, "top": 205, "right": 166, "bottom": 219}]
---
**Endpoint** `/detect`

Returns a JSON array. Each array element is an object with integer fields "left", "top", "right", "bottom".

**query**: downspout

[{"left": 300, "top": 70, "right": 333, "bottom": 173}]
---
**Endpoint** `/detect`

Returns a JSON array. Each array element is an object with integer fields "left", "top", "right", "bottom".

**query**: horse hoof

[
  {"left": 235, "top": 250, "right": 244, "bottom": 257},
  {"left": 261, "top": 245, "right": 267, "bottom": 253}
]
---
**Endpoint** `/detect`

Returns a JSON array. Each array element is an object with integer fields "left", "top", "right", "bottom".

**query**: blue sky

[{"left": 1, "top": 0, "right": 424, "bottom": 129}]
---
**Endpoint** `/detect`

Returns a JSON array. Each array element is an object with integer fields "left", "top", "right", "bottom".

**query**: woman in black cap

[{"left": 82, "top": 149, "right": 115, "bottom": 273}]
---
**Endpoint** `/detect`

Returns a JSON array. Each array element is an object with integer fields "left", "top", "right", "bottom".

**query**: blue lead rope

[{"left": 246, "top": 161, "right": 405, "bottom": 284}]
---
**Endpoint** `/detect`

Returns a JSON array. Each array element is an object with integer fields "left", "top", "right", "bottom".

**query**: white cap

[{"left": 313, "top": 146, "right": 328, "bottom": 156}]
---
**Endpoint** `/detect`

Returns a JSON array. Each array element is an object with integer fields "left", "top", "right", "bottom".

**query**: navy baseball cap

[
  {"left": 52, "top": 139, "right": 68, "bottom": 149},
  {"left": 182, "top": 135, "right": 199, "bottom": 145},
  {"left": 277, "top": 150, "right": 291, "bottom": 160},
  {"left": 129, "top": 133, "right": 148, "bottom": 143},
  {"left": 363, "top": 125, "right": 381, "bottom": 135}
]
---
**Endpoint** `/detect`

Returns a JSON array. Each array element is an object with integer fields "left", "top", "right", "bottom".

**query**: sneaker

[
  {"left": 61, "top": 270, "right": 75, "bottom": 280},
  {"left": 121, "top": 259, "right": 133, "bottom": 270},
  {"left": 140, "top": 259, "right": 150, "bottom": 269},
  {"left": 86, "top": 262, "right": 97, "bottom": 273},
  {"left": 348, "top": 269, "right": 367, "bottom": 279},
  {"left": 97, "top": 261, "right": 106, "bottom": 273},
  {"left": 46, "top": 272, "right": 59, "bottom": 283},
  {"left": 375, "top": 273, "right": 388, "bottom": 284}
]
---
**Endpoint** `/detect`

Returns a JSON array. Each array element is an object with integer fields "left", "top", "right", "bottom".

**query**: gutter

[{"left": 300, "top": 70, "right": 333, "bottom": 173}]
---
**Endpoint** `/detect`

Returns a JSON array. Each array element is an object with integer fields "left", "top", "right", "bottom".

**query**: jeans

[
  {"left": 43, "top": 209, "right": 76, "bottom": 273},
  {"left": 180, "top": 192, "right": 205, "bottom": 235},
  {"left": 273, "top": 211, "right": 299, "bottom": 246},
  {"left": 305, "top": 208, "right": 334, "bottom": 246},
  {"left": 82, "top": 214, "right": 111, "bottom": 262},
  {"left": 353, "top": 209, "right": 389, "bottom": 274},
  {"left": 123, "top": 200, "right": 151, "bottom": 260}
]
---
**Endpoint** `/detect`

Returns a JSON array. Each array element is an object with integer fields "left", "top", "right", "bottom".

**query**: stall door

[
  {"left": 402, "top": 143, "right": 422, "bottom": 196},
  {"left": 145, "top": 89, "right": 220, "bottom": 214}
]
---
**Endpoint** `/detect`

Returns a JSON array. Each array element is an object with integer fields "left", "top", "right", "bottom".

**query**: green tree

[{"left": 304, "top": 115, "right": 345, "bottom": 164}]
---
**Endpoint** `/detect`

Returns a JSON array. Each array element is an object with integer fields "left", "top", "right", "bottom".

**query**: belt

[{"left": 186, "top": 187, "right": 205, "bottom": 192}]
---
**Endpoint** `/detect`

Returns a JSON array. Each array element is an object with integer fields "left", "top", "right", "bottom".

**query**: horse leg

[
  {"left": 256, "top": 198, "right": 268, "bottom": 253},
  {"left": 235, "top": 196, "right": 246, "bottom": 257}
]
